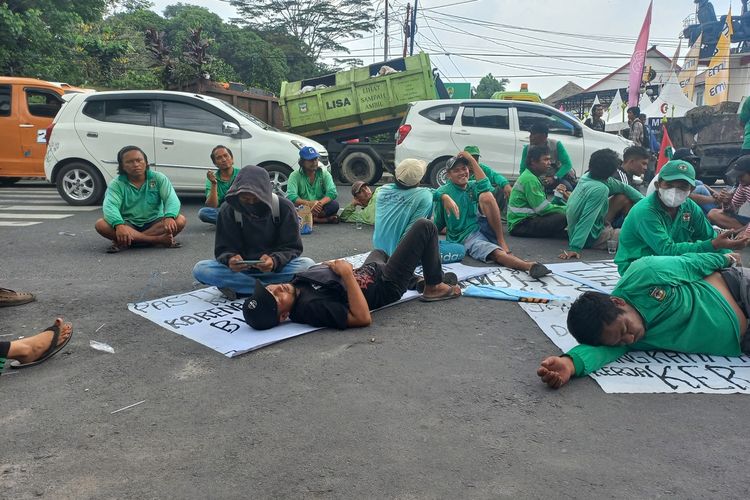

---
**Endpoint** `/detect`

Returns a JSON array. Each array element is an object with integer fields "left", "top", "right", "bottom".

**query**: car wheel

[
  {"left": 0, "top": 177, "right": 21, "bottom": 186},
  {"left": 429, "top": 159, "right": 449, "bottom": 188},
  {"left": 56, "top": 162, "right": 105, "bottom": 206},
  {"left": 265, "top": 163, "right": 293, "bottom": 195},
  {"left": 339, "top": 151, "right": 383, "bottom": 185}
]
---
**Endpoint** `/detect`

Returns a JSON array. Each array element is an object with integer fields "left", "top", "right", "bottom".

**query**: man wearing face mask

[{"left": 614, "top": 160, "right": 748, "bottom": 275}]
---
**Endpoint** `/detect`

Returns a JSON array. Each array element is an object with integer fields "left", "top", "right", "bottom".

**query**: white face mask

[{"left": 658, "top": 187, "right": 690, "bottom": 208}]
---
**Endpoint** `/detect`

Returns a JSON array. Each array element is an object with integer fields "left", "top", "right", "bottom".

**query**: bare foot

[{"left": 9, "top": 318, "right": 73, "bottom": 364}]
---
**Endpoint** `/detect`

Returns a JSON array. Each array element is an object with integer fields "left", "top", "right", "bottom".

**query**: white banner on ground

[
  {"left": 128, "top": 255, "right": 489, "bottom": 358},
  {"left": 469, "top": 261, "right": 750, "bottom": 394}
]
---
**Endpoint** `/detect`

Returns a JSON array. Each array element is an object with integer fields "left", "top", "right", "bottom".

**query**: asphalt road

[{"left": 2, "top": 181, "right": 750, "bottom": 499}]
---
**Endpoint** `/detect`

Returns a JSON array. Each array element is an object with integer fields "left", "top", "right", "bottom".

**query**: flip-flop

[
  {"left": 419, "top": 285, "right": 462, "bottom": 302},
  {"left": 168, "top": 241, "right": 183, "bottom": 249},
  {"left": 9, "top": 323, "right": 72, "bottom": 369},
  {"left": 106, "top": 244, "right": 121, "bottom": 254},
  {"left": 529, "top": 263, "right": 552, "bottom": 280},
  {"left": 415, "top": 272, "right": 458, "bottom": 293}
]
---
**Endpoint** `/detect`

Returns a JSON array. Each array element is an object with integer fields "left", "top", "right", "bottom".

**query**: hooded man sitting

[{"left": 192, "top": 165, "right": 315, "bottom": 299}]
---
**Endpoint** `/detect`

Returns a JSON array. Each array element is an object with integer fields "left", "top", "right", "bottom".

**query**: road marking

[
  {"left": 0, "top": 221, "right": 43, "bottom": 226},
  {"left": 0, "top": 213, "right": 73, "bottom": 219},
  {"left": 0, "top": 205, "right": 98, "bottom": 211}
]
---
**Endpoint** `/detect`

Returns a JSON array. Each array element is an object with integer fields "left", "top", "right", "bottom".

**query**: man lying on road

[{"left": 537, "top": 252, "right": 750, "bottom": 389}]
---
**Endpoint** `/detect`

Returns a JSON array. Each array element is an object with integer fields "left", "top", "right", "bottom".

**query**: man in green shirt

[
  {"left": 434, "top": 152, "right": 551, "bottom": 279},
  {"left": 463, "top": 145, "right": 512, "bottom": 211},
  {"left": 340, "top": 181, "right": 378, "bottom": 225},
  {"left": 508, "top": 145, "right": 568, "bottom": 238},
  {"left": 95, "top": 146, "right": 186, "bottom": 253},
  {"left": 286, "top": 146, "right": 339, "bottom": 224},
  {"left": 615, "top": 159, "right": 746, "bottom": 275},
  {"left": 519, "top": 123, "right": 575, "bottom": 193},
  {"left": 198, "top": 145, "right": 240, "bottom": 225},
  {"left": 560, "top": 148, "right": 643, "bottom": 260},
  {"left": 537, "top": 252, "right": 749, "bottom": 389}
]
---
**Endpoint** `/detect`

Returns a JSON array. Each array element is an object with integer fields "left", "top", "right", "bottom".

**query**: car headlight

[{"left": 291, "top": 140, "right": 305, "bottom": 150}]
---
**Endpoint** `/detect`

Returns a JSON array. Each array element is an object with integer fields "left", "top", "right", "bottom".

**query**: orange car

[{"left": 0, "top": 77, "right": 69, "bottom": 184}]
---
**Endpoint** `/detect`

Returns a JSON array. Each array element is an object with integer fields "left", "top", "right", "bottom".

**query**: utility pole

[
  {"left": 384, "top": 0, "right": 389, "bottom": 61},
  {"left": 403, "top": 4, "right": 411, "bottom": 57},
  {"left": 409, "top": 0, "right": 418, "bottom": 56}
]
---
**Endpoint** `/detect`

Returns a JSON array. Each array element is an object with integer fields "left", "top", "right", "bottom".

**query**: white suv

[
  {"left": 395, "top": 99, "right": 632, "bottom": 186},
  {"left": 45, "top": 90, "right": 329, "bottom": 205}
]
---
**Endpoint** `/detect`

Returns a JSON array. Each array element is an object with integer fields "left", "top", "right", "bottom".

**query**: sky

[{"left": 150, "top": 0, "right": 737, "bottom": 97}]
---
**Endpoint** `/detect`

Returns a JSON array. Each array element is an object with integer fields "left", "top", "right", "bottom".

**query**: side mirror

[
  {"left": 223, "top": 121, "right": 240, "bottom": 135},
  {"left": 574, "top": 127, "right": 583, "bottom": 138}
]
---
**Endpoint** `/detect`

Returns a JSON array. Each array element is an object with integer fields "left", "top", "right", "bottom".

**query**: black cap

[
  {"left": 672, "top": 148, "right": 699, "bottom": 162},
  {"left": 446, "top": 155, "right": 470, "bottom": 170},
  {"left": 727, "top": 155, "right": 750, "bottom": 178},
  {"left": 242, "top": 283, "right": 279, "bottom": 330}
]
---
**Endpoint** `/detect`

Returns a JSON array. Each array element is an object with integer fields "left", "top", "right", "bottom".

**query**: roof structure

[{"left": 543, "top": 81, "right": 584, "bottom": 106}]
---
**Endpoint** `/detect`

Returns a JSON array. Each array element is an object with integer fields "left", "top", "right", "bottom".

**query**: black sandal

[{"left": 10, "top": 323, "right": 72, "bottom": 369}]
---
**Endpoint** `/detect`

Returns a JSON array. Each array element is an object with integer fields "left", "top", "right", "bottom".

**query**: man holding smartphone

[{"left": 192, "top": 165, "right": 315, "bottom": 299}]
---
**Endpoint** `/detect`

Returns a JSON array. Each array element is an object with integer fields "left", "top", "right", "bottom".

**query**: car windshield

[{"left": 212, "top": 99, "right": 277, "bottom": 131}]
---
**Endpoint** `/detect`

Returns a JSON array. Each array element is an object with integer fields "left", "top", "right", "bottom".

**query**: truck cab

[{"left": 0, "top": 77, "right": 67, "bottom": 184}]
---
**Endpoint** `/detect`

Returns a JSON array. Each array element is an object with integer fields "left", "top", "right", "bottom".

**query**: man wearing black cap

[
  {"left": 243, "top": 219, "right": 462, "bottom": 331},
  {"left": 340, "top": 181, "right": 377, "bottom": 225},
  {"left": 708, "top": 155, "right": 750, "bottom": 231}
]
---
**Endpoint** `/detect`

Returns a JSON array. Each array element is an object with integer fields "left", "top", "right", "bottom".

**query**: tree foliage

[
  {"left": 0, "top": 1, "right": 373, "bottom": 95},
  {"left": 228, "top": 0, "right": 376, "bottom": 60},
  {"left": 473, "top": 73, "right": 510, "bottom": 99}
]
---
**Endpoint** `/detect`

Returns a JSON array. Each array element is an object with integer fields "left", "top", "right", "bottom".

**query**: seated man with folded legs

[
  {"left": 286, "top": 146, "right": 340, "bottom": 224},
  {"left": 1, "top": 318, "right": 73, "bottom": 371},
  {"left": 193, "top": 165, "right": 315, "bottom": 299},
  {"left": 508, "top": 145, "right": 568, "bottom": 239},
  {"left": 433, "top": 152, "right": 551, "bottom": 279},
  {"left": 537, "top": 253, "right": 749, "bottom": 389},
  {"left": 95, "top": 146, "right": 186, "bottom": 253},
  {"left": 198, "top": 145, "right": 240, "bottom": 225},
  {"left": 560, "top": 148, "right": 643, "bottom": 260},
  {"left": 242, "top": 219, "right": 462, "bottom": 331}
]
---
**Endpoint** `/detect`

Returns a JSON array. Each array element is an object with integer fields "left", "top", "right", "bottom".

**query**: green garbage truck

[{"left": 279, "top": 52, "right": 447, "bottom": 184}]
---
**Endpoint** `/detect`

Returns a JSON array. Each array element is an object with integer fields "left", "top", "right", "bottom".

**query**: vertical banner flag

[
  {"left": 678, "top": 33, "right": 702, "bottom": 101},
  {"left": 656, "top": 125, "right": 674, "bottom": 173},
  {"left": 628, "top": 1, "right": 653, "bottom": 107},
  {"left": 705, "top": 9, "right": 733, "bottom": 105}
]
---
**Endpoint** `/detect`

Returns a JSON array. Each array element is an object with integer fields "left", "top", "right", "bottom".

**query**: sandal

[
  {"left": 106, "top": 244, "right": 122, "bottom": 254},
  {"left": 419, "top": 284, "right": 462, "bottom": 302},
  {"left": 9, "top": 323, "right": 73, "bottom": 369}
]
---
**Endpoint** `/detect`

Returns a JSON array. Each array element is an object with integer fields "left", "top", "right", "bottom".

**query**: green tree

[
  {"left": 472, "top": 73, "right": 509, "bottom": 99},
  {"left": 227, "top": 0, "right": 376, "bottom": 60}
]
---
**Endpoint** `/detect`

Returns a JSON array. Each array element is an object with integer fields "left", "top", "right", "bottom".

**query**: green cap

[
  {"left": 464, "top": 145, "right": 481, "bottom": 157},
  {"left": 658, "top": 160, "right": 696, "bottom": 186}
]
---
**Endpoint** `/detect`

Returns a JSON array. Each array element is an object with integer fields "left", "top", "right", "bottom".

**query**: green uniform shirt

[
  {"left": 507, "top": 168, "right": 566, "bottom": 232},
  {"left": 433, "top": 177, "right": 492, "bottom": 243},
  {"left": 519, "top": 140, "right": 573, "bottom": 179},
  {"left": 286, "top": 167, "right": 338, "bottom": 203},
  {"left": 567, "top": 253, "right": 738, "bottom": 376},
  {"left": 469, "top": 162, "right": 509, "bottom": 188},
  {"left": 340, "top": 187, "right": 379, "bottom": 225},
  {"left": 204, "top": 167, "right": 240, "bottom": 204},
  {"left": 615, "top": 192, "right": 722, "bottom": 275},
  {"left": 566, "top": 174, "right": 643, "bottom": 253},
  {"left": 740, "top": 96, "right": 750, "bottom": 150},
  {"left": 103, "top": 170, "right": 181, "bottom": 227}
]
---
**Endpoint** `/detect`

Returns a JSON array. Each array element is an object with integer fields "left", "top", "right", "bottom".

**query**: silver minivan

[{"left": 45, "top": 90, "right": 329, "bottom": 205}]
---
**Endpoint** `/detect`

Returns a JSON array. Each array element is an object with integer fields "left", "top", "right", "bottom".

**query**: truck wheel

[
  {"left": 340, "top": 151, "right": 383, "bottom": 185},
  {"left": 0, "top": 177, "right": 21, "bottom": 186},
  {"left": 56, "top": 162, "right": 105, "bottom": 206},
  {"left": 429, "top": 159, "right": 449, "bottom": 188},
  {"left": 265, "top": 163, "right": 293, "bottom": 195}
]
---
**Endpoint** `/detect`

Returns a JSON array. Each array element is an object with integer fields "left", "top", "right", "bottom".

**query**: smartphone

[{"left": 239, "top": 260, "right": 263, "bottom": 265}]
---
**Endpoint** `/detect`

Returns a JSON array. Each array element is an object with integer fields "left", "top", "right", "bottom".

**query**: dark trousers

[
  {"left": 510, "top": 212, "right": 568, "bottom": 239},
  {"left": 321, "top": 200, "right": 340, "bottom": 217},
  {"left": 364, "top": 218, "right": 444, "bottom": 300}
]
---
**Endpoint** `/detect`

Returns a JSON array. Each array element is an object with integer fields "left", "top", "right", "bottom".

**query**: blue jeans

[
  {"left": 694, "top": 182, "right": 717, "bottom": 214},
  {"left": 192, "top": 257, "right": 315, "bottom": 295},
  {"left": 198, "top": 207, "right": 218, "bottom": 225}
]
